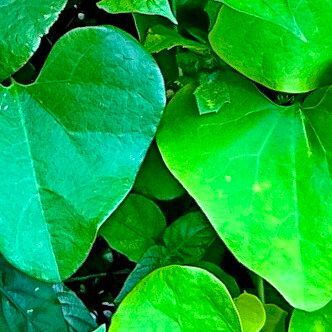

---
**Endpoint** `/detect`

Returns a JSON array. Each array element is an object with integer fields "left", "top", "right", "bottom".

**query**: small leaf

[
  {"left": 289, "top": 300, "right": 332, "bottom": 331},
  {"left": 0, "top": 26, "right": 165, "bottom": 282},
  {"left": 97, "top": 0, "right": 177, "bottom": 24},
  {"left": 110, "top": 265, "right": 242, "bottom": 331},
  {"left": 100, "top": 194, "right": 166, "bottom": 262},
  {"left": 157, "top": 70, "right": 332, "bottom": 310},
  {"left": 234, "top": 293, "right": 266, "bottom": 332},
  {"left": 0, "top": 0, "right": 67, "bottom": 80},
  {"left": 133, "top": 142, "right": 185, "bottom": 200},
  {"left": 93, "top": 325, "right": 107, "bottom": 332},
  {"left": 0, "top": 256, "right": 96, "bottom": 332},
  {"left": 194, "top": 71, "right": 231, "bottom": 115},
  {"left": 116, "top": 211, "right": 218, "bottom": 302},
  {"left": 143, "top": 25, "right": 209, "bottom": 54},
  {"left": 262, "top": 304, "right": 287, "bottom": 332}
]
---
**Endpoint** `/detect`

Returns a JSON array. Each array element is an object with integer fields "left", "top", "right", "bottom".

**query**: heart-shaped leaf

[
  {"left": 209, "top": 1, "right": 332, "bottom": 92},
  {"left": 217, "top": 0, "right": 305, "bottom": 40},
  {"left": 100, "top": 193, "right": 166, "bottom": 262},
  {"left": 0, "top": 26, "right": 165, "bottom": 282},
  {"left": 110, "top": 265, "right": 242, "bottom": 331},
  {"left": 0, "top": 256, "right": 96, "bottom": 332},
  {"left": 289, "top": 301, "right": 332, "bottom": 331},
  {"left": 157, "top": 70, "right": 332, "bottom": 310},
  {"left": 0, "top": 0, "right": 67, "bottom": 80}
]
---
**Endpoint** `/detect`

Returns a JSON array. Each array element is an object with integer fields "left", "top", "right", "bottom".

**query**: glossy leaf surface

[
  {"left": 0, "top": 0, "right": 66, "bottom": 80},
  {"left": 110, "top": 265, "right": 241, "bottom": 331},
  {"left": 157, "top": 70, "right": 332, "bottom": 310},
  {"left": 209, "top": 1, "right": 332, "bottom": 92},
  {"left": 0, "top": 26, "right": 165, "bottom": 282},
  {"left": 234, "top": 293, "right": 266, "bottom": 332},
  {"left": 289, "top": 301, "right": 332, "bottom": 332},
  {"left": 100, "top": 194, "right": 166, "bottom": 262},
  {"left": 97, "top": 0, "right": 177, "bottom": 24},
  {"left": 0, "top": 256, "right": 96, "bottom": 331}
]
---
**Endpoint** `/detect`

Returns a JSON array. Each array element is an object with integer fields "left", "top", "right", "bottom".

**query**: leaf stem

[
  {"left": 66, "top": 273, "right": 107, "bottom": 282},
  {"left": 257, "top": 276, "right": 265, "bottom": 303}
]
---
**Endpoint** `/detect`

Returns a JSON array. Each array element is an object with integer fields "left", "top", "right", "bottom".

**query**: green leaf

[
  {"left": 234, "top": 293, "right": 266, "bottom": 332},
  {"left": 209, "top": 1, "right": 332, "bottom": 92},
  {"left": 93, "top": 325, "right": 107, "bottom": 332},
  {"left": 143, "top": 25, "right": 209, "bottom": 54},
  {"left": 195, "top": 261, "right": 240, "bottom": 298},
  {"left": 116, "top": 211, "right": 218, "bottom": 302},
  {"left": 216, "top": 0, "right": 305, "bottom": 40},
  {"left": 110, "top": 265, "right": 242, "bottom": 331},
  {"left": 163, "top": 211, "right": 217, "bottom": 263},
  {"left": 133, "top": 142, "right": 185, "bottom": 200},
  {"left": 100, "top": 194, "right": 166, "bottom": 262},
  {"left": 289, "top": 301, "right": 332, "bottom": 331},
  {"left": 262, "top": 304, "right": 287, "bottom": 332},
  {"left": 0, "top": 256, "right": 96, "bottom": 331},
  {"left": 157, "top": 70, "right": 332, "bottom": 310},
  {"left": 0, "top": 0, "right": 66, "bottom": 81},
  {"left": 97, "top": 0, "right": 177, "bottom": 24},
  {"left": 194, "top": 71, "right": 231, "bottom": 115},
  {"left": 0, "top": 26, "right": 165, "bottom": 282}
]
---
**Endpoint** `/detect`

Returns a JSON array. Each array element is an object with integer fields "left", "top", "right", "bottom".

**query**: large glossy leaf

[
  {"left": 116, "top": 211, "right": 218, "bottom": 302},
  {"left": 97, "top": 0, "right": 177, "bottom": 24},
  {"left": 234, "top": 293, "right": 266, "bottom": 332},
  {"left": 289, "top": 301, "right": 332, "bottom": 331},
  {"left": 209, "top": 1, "right": 332, "bottom": 92},
  {"left": 217, "top": 0, "right": 305, "bottom": 40},
  {"left": 0, "top": 256, "right": 96, "bottom": 331},
  {"left": 100, "top": 194, "right": 166, "bottom": 262},
  {"left": 109, "top": 265, "right": 242, "bottom": 331},
  {"left": 0, "top": 26, "right": 165, "bottom": 282},
  {"left": 157, "top": 70, "right": 332, "bottom": 310},
  {"left": 0, "top": 0, "right": 66, "bottom": 80},
  {"left": 133, "top": 142, "right": 185, "bottom": 200}
]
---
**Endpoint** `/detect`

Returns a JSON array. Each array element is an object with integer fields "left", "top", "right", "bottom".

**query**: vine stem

[
  {"left": 66, "top": 273, "right": 107, "bottom": 282},
  {"left": 257, "top": 276, "right": 265, "bottom": 303}
]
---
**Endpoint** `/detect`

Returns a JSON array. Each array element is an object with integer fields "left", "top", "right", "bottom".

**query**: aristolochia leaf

[
  {"left": 109, "top": 265, "right": 242, "bottom": 331},
  {"left": 157, "top": 70, "right": 332, "bottom": 310},
  {"left": 97, "top": 0, "right": 177, "bottom": 24},
  {"left": 0, "top": 0, "right": 67, "bottom": 80},
  {"left": 0, "top": 256, "right": 96, "bottom": 332},
  {"left": 209, "top": 0, "right": 332, "bottom": 92},
  {"left": 0, "top": 26, "right": 165, "bottom": 282}
]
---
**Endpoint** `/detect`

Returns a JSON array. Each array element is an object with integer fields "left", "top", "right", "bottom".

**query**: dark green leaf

[
  {"left": 157, "top": 70, "right": 332, "bottom": 310},
  {"left": 100, "top": 194, "right": 166, "bottom": 262},
  {"left": 110, "top": 265, "right": 241, "bottom": 331},
  {"left": 133, "top": 142, "right": 185, "bottom": 200},
  {"left": 262, "top": 304, "right": 287, "bottom": 332},
  {"left": 0, "top": 256, "right": 96, "bottom": 332},
  {"left": 0, "top": 26, "right": 165, "bottom": 282},
  {"left": 0, "top": 0, "right": 66, "bottom": 80}
]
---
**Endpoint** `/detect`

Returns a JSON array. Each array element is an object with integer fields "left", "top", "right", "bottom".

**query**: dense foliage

[{"left": 1, "top": 0, "right": 332, "bottom": 331}]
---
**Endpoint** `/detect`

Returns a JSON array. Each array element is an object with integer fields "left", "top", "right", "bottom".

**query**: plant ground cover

[{"left": 1, "top": 0, "right": 332, "bottom": 331}]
